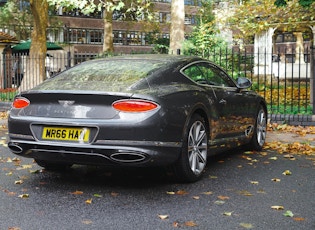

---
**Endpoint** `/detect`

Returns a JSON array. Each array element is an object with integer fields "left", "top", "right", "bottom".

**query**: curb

[
  {"left": 0, "top": 102, "right": 11, "bottom": 112},
  {"left": 269, "top": 114, "right": 315, "bottom": 126}
]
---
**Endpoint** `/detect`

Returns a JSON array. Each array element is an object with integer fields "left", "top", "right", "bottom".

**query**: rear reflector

[
  {"left": 112, "top": 100, "right": 158, "bottom": 112},
  {"left": 12, "top": 97, "right": 30, "bottom": 109}
]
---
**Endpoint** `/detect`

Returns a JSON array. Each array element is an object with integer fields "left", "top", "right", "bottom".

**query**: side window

[
  {"left": 182, "top": 64, "right": 207, "bottom": 84},
  {"left": 183, "top": 62, "right": 235, "bottom": 87}
]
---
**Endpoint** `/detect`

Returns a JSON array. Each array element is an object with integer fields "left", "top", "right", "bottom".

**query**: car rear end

[{"left": 7, "top": 56, "right": 186, "bottom": 167}]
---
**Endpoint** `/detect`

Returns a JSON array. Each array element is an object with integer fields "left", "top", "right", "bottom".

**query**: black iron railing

[{"left": 0, "top": 50, "right": 314, "bottom": 117}]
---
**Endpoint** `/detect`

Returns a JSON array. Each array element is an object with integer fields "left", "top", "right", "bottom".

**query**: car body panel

[{"left": 8, "top": 54, "right": 266, "bottom": 168}]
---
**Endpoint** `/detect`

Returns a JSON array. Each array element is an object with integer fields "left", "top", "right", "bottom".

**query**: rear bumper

[{"left": 8, "top": 139, "right": 182, "bottom": 167}]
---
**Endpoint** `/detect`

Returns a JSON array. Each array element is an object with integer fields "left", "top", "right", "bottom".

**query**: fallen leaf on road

[
  {"left": 237, "top": 190, "right": 253, "bottom": 196},
  {"left": 176, "top": 190, "right": 188, "bottom": 195},
  {"left": 14, "top": 180, "right": 23, "bottom": 185},
  {"left": 269, "top": 157, "right": 278, "bottom": 160},
  {"left": 202, "top": 191, "right": 213, "bottom": 195},
  {"left": 223, "top": 211, "right": 233, "bottom": 216},
  {"left": 250, "top": 181, "right": 259, "bottom": 185},
  {"left": 18, "top": 194, "right": 29, "bottom": 198},
  {"left": 283, "top": 154, "right": 295, "bottom": 160},
  {"left": 218, "top": 195, "right": 229, "bottom": 200},
  {"left": 239, "top": 223, "right": 254, "bottom": 229},
  {"left": 85, "top": 199, "right": 92, "bottom": 204},
  {"left": 257, "top": 189, "right": 266, "bottom": 194},
  {"left": 283, "top": 210, "right": 294, "bottom": 217},
  {"left": 271, "top": 205, "right": 284, "bottom": 210},
  {"left": 8, "top": 227, "right": 20, "bottom": 230},
  {"left": 93, "top": 194, "right": 103, "bottom": 198},
  {"left": 4, "top": 190, "right": 16, "bottom": 196},
  {"left": 158, "top": 215, "right": 169, "bottom": 220},
  {"left": 271, "top": 178, "right": 281, "bottom": 182},
  {"left": 71, "top": 190, "right": 84, "bottom": 195},
  {"left": 282, "top": 170, "right": 292, "bottom": 175},
  {"left": 293, "top": 217, "right": 305, "bottom": 221},
  {"left": 166, "top": 191, "right": 175, "bottom": 195},
  {"left": 184, "top": 221, "right": 197, "bottom": 227},
  {"left": 214, "top": 200, "right": 225, "bottom": 205},
  {"left": 81, "top": 219, "right": 93, "bottom": 225}
]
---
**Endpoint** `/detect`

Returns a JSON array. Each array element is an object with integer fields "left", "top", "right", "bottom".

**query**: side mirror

[{"left": 236, "top": 77, "right": 252, "bottom": 89}]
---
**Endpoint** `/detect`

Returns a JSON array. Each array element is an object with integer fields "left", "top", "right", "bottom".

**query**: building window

[
  {"left": 275, "top": 33, "right": 296, "bottom": 43},
  {"left": 113, "top": 31, "right": 125, "bottom": 45},
  {"left": 88, "top": 30, "right": 103, "bottom": 44},
  {"left": 126, "top": 31, "right": 142, "bottom": 46},
  {"left": 184, "top": 0, "right": 202, "bottom": 6},
  {"left": 158, "top": 12, "right": 171, "bottom": 23}
]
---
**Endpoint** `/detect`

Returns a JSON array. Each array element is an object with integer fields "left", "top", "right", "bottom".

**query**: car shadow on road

[{"left": 36, "top": 148, "right": 245, "bottom": 189}]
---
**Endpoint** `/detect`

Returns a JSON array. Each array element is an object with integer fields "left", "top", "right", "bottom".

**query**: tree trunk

[
  {"left": 103, "top": 8, "right": 114, "bottom": 53},
  {"left": 169, "top": 0, "right": 185, "bottom": 55},
  {"left": 20, "top": 0, "right": 48, "bottom": 91}
]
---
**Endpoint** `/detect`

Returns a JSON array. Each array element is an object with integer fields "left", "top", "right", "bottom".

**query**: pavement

[{"left": 267, "top": 130, "right": 315, "bottom": 145}]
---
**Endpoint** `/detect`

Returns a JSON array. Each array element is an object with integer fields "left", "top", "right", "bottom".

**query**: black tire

[
  {"left": 173, "top": 114, "right": 208, "bottom": 182},
  {"left": 248, "top": 105, "right": 267, "bottom": 151},
  {"left": 35, "top": 159, "right": 72, "bottom": 171}
]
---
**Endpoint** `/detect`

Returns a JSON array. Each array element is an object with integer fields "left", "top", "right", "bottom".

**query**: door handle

[{"left": 219, "top": 99, "right": 227, "bottom": 105}]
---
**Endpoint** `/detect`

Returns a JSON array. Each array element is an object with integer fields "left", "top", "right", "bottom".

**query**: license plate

[{"left": 42, "top": 127, "right": 90, "bottom": 142}]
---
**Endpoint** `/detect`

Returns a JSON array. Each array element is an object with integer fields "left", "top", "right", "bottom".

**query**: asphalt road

[{"left": 0, "top": 128, "right": 314, "bottom": 230}]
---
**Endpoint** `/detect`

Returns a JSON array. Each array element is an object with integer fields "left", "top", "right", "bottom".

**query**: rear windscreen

[{"left": 33, "top": 59, "right": 165, "bottom": 92}]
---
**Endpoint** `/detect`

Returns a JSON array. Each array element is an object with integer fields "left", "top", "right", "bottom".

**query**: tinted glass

[
  {"left": 183, "top": 62, "right": 235, "bottom": 87},
  {"left": 33, "top": 59, "right": 165, "bottom": 92}
]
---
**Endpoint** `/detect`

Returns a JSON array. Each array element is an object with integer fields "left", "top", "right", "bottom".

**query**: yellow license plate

[{"left": 42, "top": 127, "right": 90, "bottom": 142}]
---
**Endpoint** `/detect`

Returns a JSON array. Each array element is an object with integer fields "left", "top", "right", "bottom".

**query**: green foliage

[
  {"left": 298, "top": 0, "right": 315, "bottom": 7},
  {"left": 275, "top": 0, "right": 315, "bottom": 7},
  {"left": 274, "top": 0, "right": 287, "bottom": 6},
  {"left": 0, "top": 0, "right": 33, "bottom": 40},
  {"left": 47, "top": 0, "right": 153, "bottom": 20},
  {"left": 0, "top": 89, "right": 18, "bottom": 102},
  {"left": 146, "top": 32, "right": 169, "bottom": 54},
  {"left": 225, "top": 0, "right": 315, "bottom": 39},
  {"left": 182, "top": 0, "right": 228, "bottom": 58}
]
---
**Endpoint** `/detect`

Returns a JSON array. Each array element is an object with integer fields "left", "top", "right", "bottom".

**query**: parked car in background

[{"left": 7, "top": 54, "right": 267, "bottom": 182}]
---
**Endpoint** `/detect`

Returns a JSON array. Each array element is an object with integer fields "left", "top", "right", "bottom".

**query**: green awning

[{"left": 12, "top": 40, "right": 63, "bottom": 53}]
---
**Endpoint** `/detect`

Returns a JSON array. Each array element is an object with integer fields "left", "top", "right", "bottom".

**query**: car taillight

[
  {"left": 12, "top": 97, "right": 30, "bottom": 109},
  {"left": 112, "top": 100, "right": 158, "bottom": 112}
]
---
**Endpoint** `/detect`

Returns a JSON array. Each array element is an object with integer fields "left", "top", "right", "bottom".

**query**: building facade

[
  {"left": 0, "top": 1, "right": 202, "bottom": 55},
  {"left": 47, "top": 1, "right": 201, "bottom": 56}
]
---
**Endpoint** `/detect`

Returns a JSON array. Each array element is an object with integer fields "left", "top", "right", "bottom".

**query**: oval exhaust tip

[
  {"left": 8, "top": 143, "right": 23, "bottom": 154},
  {"left": 110, "top": 152, "right": 147, "bottom": 163}
]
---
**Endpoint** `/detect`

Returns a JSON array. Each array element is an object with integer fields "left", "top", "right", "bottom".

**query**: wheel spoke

[
  {"left": 256, "top": 109, "right": 266, "bottom": 146},
  {"left": 187, "top": 120, "right": 208, "bottom": 175}
]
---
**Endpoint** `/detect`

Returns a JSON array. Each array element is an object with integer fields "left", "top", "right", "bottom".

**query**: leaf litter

[{"left": 265, "top": 123, "right": 315, "bottom": 156}]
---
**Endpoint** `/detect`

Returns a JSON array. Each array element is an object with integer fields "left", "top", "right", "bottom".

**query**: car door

[
  {"left": 202, "top": 62, "right": 258, "bottom": 139},
  {"left": 183, "top": 61, "right": 255, "bottom": 140}
]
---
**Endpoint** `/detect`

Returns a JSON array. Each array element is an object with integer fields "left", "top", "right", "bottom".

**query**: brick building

[{"left": 47, "top": 1, "right": 201, "bottom": 55}]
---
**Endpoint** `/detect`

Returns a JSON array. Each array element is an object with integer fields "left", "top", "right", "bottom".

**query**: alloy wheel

[{"left": 187, "top": 120, "right": 208, "bottom": 175}]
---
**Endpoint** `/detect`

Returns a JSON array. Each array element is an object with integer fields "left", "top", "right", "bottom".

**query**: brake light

[
  {"left": 12, "top": 97, "right": 30, "bottom": 109},
  {"left": 112, "top": 100, "right": 158, "bottom": 112}
]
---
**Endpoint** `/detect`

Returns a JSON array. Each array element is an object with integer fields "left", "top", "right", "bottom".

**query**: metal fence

[
  {"left": 203, "top": 47, "right": 315, "bottom": 117},
  {"left": 1, "top": 49, "right": 314, "bottom": 120}
]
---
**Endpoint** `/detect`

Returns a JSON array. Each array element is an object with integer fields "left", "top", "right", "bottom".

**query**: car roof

[{"left": 89, "top": 54, "right": 203, "bottom": 66}]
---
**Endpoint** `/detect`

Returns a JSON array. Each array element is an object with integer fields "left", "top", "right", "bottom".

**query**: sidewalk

[{"left": 267, "top": 130, "right": 315, "bottom": 145}]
